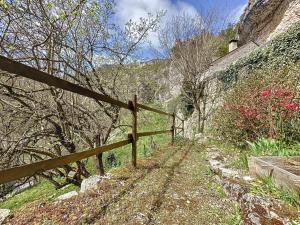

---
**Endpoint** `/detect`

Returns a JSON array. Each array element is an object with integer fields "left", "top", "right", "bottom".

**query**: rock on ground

[
  {"left": 80, "top": 174, "right": 111, "bottom": 193},
  {"left": 241, "top": 193, "right": 298, "bottom": 225},
  {"left": 56, "top": 191, "right": 78, "bottom": 201},
  {"left": 0, "top": 209, "right": 10, "bottom": 224}
]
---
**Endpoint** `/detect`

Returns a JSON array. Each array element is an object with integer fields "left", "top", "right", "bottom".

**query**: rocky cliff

[{"left": 238, "top": 0, "right": 300, "bottom": 45}]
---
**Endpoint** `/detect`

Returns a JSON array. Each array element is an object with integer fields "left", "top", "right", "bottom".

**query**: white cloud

[
  {"left": 228, "top": 3, "right": 247, "bottom": 24},
  {"left": 115, "top": 0, "right": 198, "bottom": 47}
]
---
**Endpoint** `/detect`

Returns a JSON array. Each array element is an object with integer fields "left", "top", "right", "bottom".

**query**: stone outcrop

[
  {"left": 238, "top": 0, "right": 300, "bottom": 45},
  {"left": 0, "top": 209, "right": 10, "bottom": 225}
]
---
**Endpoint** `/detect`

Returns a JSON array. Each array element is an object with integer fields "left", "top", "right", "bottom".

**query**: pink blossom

[
  {"left": 283, "top": 102, "right": 299, "bottom": 111},
  {"left": 260, "top": 89, "right": 271, "bottom": 98},
  {"left": 274, "top": 89, "right": 293, "bottom": 98},
  {"left": 238, "top": 106, "right": 257, "bottom": 117}
]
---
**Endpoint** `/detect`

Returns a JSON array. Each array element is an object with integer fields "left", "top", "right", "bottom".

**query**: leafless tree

[
  {"left": 0, "top": 0, "right": 163, "bottom": 188},
  {"left": 158, "top": 12, "right": 221, "bottom": 132}
]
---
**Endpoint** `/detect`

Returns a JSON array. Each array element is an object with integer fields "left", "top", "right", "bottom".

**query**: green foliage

[
  {"left": 217, "top": 22, "right": 300, "bottom": 87},
  {"left": 251, "top": 177, "right": 300, "bottom": 208},
  {"left": 230, "top": 152, "right": 249, "bottom": 170},
  {"left": 0, "top": 0, "right": 8, "bottom": 9},
  {"left": 247, "top": 137, "right": 300, "bottom": 156},
  {"left": 213, "top": 65, "right": 300, "bottom": 145},
  {"left": 0, "top": 180, "right": 78, "bottom": 210},
  {"left": 226, "top": 204, "right": 242, "bottom": 225},
  {"left": 167, "top": 81, "right": 195, "bottom": 119},
  {"left": 120, "top": 60, "right": 169, "bottom": 104},
  {"left": 217, "top": 24, "right": 238, "bottom": 58}
]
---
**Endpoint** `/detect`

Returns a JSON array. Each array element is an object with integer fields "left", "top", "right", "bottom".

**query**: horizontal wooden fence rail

[
  {"left": 137, "top": 103, "right": 173, "bottom": 116},
  {"left": 0, "top": 55, "right": 184, "bottom": 185},
  {"left": 0, "top": 140, "right": 131, "bottom": 184},
  {"left": 137, "top": 130, "right": 173, "bottom": 138},
  {"left": 0, "top": 56, "right": 130, "bottom": 109}
]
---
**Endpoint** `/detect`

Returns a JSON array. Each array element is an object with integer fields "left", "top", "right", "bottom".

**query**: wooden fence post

[
  {"left": 131, "top": 95, "right": 138, "bottom": 168},
  {"left": 95, "top": 135, "right": 105, "bottom": 176},
  {"left": 171, "top": 113, "right": 175, "bottom": 144},
  {"left": 182, "top": 120, "right": 185, "bottom": 137}
]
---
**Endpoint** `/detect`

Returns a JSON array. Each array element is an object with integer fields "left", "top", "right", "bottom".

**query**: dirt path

[{"left": 6, "top": 141, "right": 237, "bottom": 225}]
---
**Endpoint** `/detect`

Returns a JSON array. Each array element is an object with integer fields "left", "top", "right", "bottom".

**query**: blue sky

[
  {"left": 114, "top": 0, "right": 248, "bottom": 59},
  {"left": 184, "top": 0, "right": 247, "bottom": 23}
]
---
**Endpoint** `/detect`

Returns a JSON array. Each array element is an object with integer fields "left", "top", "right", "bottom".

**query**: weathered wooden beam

[
  {"left": 137, "top": 130, "right": 172, "bottom": 138},
  {"left": 0, "top": 139, "right": 131, "bottom": 184},
  {"left": 137, "top": 103, "right": 173, "bottom": 117},
  {"left": 95, "top": 135, "right": 105, "bottom": 176},
  {"left": 171, "top": 113, "right": 175, "bottom": 144},
  {"left": 131, "top": 95, "right": 138, "bottom": 168},
  {"left": 0, "top": 55, "right": 129, "bottom": 109},
  {"left": 249, "top": 157, "right": 300, "bottom": 195}
]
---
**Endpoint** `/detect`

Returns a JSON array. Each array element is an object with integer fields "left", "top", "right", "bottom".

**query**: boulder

[
  {"left": 80, "top": 174, "right": 111, "bottom": 193},
  {"left": 0, "top": 209, "right": 10, "bottom": 224},
  {"left": 67, "top": 171, "right": 76, "bottom": 179},
  {"left": 219, "top": 167, "right": 240, "bottom": 179},
  {"left": 56, "top": 191, "right": 78, "bottom": 201},
  {"left": 238, "top": 0, "right": 300, "bottom": 45},
  {"left": 208, "top": 159, "right": 225, "bottom": 174},
  {"left": 194, "top": 133, "right": 208, "bottom": 143},
  {"left": 222, "top": 179, "right": 250, "bottom": 202}
]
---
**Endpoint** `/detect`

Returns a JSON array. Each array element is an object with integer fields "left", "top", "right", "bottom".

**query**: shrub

[
  {"left": 213, "top": 65, "right": 300, "bottom": 145},
  {"left": 247, "top": 137, "right": 300, "bottom": 156}
]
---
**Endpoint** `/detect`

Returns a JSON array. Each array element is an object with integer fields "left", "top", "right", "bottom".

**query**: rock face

[
  {"left": 0, "top": 209, "right": 10, "bottom": 224},
  {"left": 238, "top": 0, "right": 300, "bottom": 45}
]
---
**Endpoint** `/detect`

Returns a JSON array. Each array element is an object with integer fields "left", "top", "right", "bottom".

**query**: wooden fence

[{"left": 0, "top": 56, "right": 184, "bottom": 185}]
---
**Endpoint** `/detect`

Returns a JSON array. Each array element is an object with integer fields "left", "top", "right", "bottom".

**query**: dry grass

[{"left": 5, "top": 141, "right": 237, "bottom": 225}]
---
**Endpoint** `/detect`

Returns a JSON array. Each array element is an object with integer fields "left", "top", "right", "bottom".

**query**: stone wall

[{"left": 202, "top": 41, "right": 259, "bottom": 81}]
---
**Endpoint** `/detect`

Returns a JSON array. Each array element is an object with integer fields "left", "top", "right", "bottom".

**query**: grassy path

[{"left": 6, "top": 141, "right": 237, "bottom": 225}]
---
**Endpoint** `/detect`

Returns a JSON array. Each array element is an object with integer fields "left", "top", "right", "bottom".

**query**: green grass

[
  {"left": 85, "top": 104, "right": 172, "bottom": 174},
  {"left": 0, "top": 104, "right": 174, "bottom": 211},
  {"left": 250, "top": 177, "right": 300, "bottom": 208},
  {"left": 250, "top": 177, "right": 300, "bottom": 224},
  {"left": 0, "top": 180, "right": 78, "bottom": 210},
  {"left": 225, "top": 204, "right": 242, "bottom": 225}
]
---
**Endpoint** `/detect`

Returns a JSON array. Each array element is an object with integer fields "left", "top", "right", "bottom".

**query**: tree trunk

[{"left": 195, "top": 105, "right": 201, "bottom": 133}]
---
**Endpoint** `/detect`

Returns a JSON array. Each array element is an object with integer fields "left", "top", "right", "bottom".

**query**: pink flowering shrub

[{"left": 213, "top": 67, "right": 300, "bottom": 144}]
